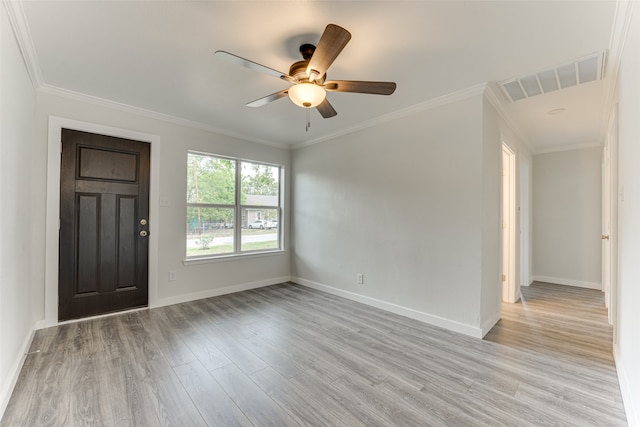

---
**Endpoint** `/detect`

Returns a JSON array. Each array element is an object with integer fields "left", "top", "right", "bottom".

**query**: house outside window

[{"left": 187, "top": 151, "right": 282, "bottom": 258}]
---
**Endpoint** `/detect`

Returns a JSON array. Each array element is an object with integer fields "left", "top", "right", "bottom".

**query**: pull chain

[{"left": 305, "top": 108, "right": 311, "bottom": 132}]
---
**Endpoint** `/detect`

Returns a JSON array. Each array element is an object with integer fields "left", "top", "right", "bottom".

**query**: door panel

[
  {"left": 79, "top": 146, "right": 138, "bottom": 181},
  {"left": 118, "top": 196, "right": 137, "bottom": 287},
  {"left": 59, "top": 128, "right": 150, "bottom": 321}
]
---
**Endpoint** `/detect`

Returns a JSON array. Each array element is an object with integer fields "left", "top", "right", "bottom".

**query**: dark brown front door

[{"left": 59, "top": 128, "right": 150, "bottom": 321}]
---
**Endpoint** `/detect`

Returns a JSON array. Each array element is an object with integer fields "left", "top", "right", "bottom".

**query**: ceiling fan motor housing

[
  {"left": 289, "top": 60, "right": 326, "bottom": 84},
  {"left": 289, "top": 44, "right": 326, "bottom": 84}
]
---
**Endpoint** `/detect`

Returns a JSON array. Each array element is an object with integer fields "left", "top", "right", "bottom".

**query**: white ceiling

[{"left": 14, "top": 1, "right": 619, "bottom": 151}]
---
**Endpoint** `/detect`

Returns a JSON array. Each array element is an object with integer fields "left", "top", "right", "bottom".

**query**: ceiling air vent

[{"left": 500, "top": 51, "right": 606, "bottom": 102}]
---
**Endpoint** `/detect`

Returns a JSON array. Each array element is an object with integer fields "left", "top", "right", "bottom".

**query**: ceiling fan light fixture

[{"left": 288, "top": 83, "right": 326, "bottom": 108}]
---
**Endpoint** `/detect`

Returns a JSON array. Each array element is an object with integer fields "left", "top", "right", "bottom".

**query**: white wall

[
  {"left": 615, "top": 3, "right": 640, "bottom": 425},
  {"left": 34, "top": 90, "right": 292, "bottom": 325},
  {"left": 291, "top": 92, "right": 501, "bottom": 337},
  {"left": 0, "top": 2, "right": 38, "bottom": 413},
  {"left": 532, "top": 147, "right": 602, "bottom": 288}
]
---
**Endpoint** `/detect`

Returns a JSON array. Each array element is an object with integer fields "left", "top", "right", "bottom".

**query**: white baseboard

[
  {"left": 152, "top": 276, "right": 291, "bottom": 308},
  {"left": 291, "top": 277, "right": 484, "bottom": 338},
  {"left": 0, "top": 324, "right": 36, "bottom": 419},
  {"left": 531, "top": 275, "right": 602, "bottom": 290},
  {"left": 614, "top": 344, "right": 639, "bottom": 427},
  {"left": 35, "top": 276, "right": 291, "bottom": 331}
]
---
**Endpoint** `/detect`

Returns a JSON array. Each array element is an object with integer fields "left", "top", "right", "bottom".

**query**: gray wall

[{"left": 291, "top": 93, "right": 502, "bottom": 337}]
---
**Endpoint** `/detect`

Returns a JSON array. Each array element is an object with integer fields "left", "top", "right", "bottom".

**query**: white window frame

[{"left": 186, "top": 151, "right": 283, "bottom": 260}]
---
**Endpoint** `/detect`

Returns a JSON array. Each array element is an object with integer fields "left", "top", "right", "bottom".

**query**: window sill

[{"left": 183, "top": 249, "right": 286, "bottom": 266}]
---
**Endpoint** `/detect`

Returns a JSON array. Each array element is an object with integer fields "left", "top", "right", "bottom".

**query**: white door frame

[
  {"left": 603, "top": 104, "right": 619, "bottom": 329},
  {"left": 519, "top": 155, "right": 531, "bottom": 288},
  {"left": 502, "top": 142, "right": 519, "bottom": 303},
  {"left": 602, "top": 145, "right": 611, "bottom": 309},
  {"left": 42, "top": 117, "right": 160, "bottom": 328}
]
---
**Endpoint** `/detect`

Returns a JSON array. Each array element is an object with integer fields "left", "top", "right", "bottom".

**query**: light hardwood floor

[{"left": 1, "top": 281, "right": 627, "bottom": 426}]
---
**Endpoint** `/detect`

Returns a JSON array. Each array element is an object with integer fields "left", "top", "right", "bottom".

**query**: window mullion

[
  {"left": 187, "top": 203, "right": 234, "bottom": 209},
  {"left": 240, "top": 204, "right": 279, "bottom": 210},
  {"left": 278, "top": 166, "right": 283, "bottom": 249},
  {"left": 234, "top": 159, "right": 241, "bottom": 253}
]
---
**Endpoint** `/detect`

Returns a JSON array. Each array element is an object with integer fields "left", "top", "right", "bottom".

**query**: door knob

[
  {"left": 602, "top": 235, "right": 609, "bottom": 240},
  {"left": 140, "top": 230, "right": 148, "bottom": 237}
]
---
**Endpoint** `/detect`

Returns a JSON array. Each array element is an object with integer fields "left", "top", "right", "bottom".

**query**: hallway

[{"left": 485, "top": 281, "right": 625, "bottom": 425}]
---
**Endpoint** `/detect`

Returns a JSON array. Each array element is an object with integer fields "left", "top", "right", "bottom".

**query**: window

[{"left": 187, "top": 152, "right": 282, "bottom": 258}]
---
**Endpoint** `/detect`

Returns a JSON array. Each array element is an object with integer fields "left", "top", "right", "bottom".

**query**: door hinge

[{"left": 502, "top": 274, "right": 506, "bottom": 282}]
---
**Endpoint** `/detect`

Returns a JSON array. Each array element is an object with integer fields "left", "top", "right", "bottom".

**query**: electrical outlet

[
  {"left": 169, "top": 270, "right": 176, "bottom": 281},
  {"left": 357, "top": 273, "right": 364, "bottom": 285}
]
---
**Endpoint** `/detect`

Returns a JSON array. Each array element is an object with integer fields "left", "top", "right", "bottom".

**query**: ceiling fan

[{"left": 214, "top": 24, "right": 397, "bottom": 123}]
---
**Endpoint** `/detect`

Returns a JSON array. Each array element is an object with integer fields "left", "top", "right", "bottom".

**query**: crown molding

[
  {"left": 293, "top": 82, "right": 489, "bottom": 149},
  {"left": 534, "top": 140, "right": 602, "bottom": 156},
  {"left": 601, "top": 0, "right": 636, "bottom": 140},
  {"left": 3, "top": 0, "right": 43, "bottom": 88},
  {"left": 42, "top": 80, "right": 492, "bottom": 152},
  {"left": 38, "top": 84, "right": 290, "bottom": 149}
]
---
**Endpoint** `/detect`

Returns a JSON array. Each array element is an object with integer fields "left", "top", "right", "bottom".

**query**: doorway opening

[{"left": 502, "top": 143, "right": 519, "bottom": 303}]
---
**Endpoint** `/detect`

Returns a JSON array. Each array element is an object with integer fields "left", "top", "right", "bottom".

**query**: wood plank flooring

[{"left": 1, "top": 281, "right": 627, "bottom": 426}]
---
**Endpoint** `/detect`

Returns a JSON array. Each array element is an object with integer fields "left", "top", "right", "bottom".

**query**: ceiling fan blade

[
  {"left": 324, "top": 80, "right": 397, "bottom": 95},
  {"left": 247, "top": 89, "right": 289, "bottom": 108},
  {"left": 316, "top": 98, "right": 337, "bottom": 118},
  {"left": 215, "top": 50, "right": 292, "bottom": 81},
  {"left": 306, "top": 24, "right": 352, "bottom": 81}
]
